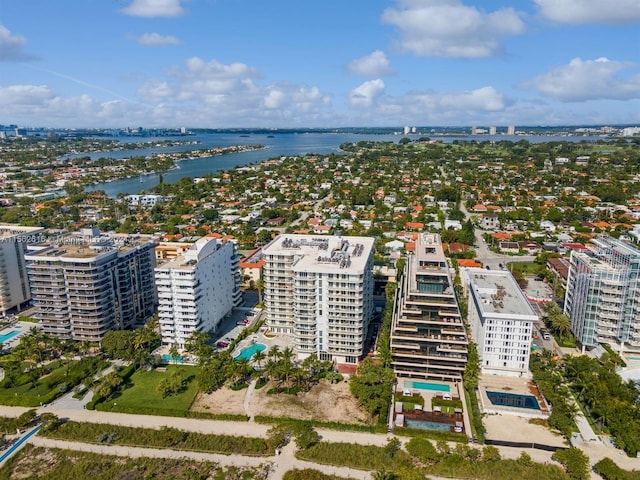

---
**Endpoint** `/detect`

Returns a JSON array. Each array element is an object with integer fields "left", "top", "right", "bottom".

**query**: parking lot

[{"left": 212, "top": 306, "right": 262, "bottom": 350}]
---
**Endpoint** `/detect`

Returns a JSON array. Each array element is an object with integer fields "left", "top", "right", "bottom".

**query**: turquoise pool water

[
  {"left": 405, "top": 419, "right": 452, "bottom": 432},
  {"left": 235, "top": 343, "right": 266, "bottom": 361},
  {"left": 0, "top": 330, "right": 20, "bottom": 344},
  {"left": 404, "top": 381, "right": 450, "bottom": 392},
  {"left": 161, "top": 354, "right": 183, "bottom": 362},
  {"left": 628, "top": 356, "right": 640, "bottom": 361}
]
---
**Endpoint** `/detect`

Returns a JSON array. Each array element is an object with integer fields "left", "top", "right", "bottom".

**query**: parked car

[
  {"left": 236, "top": 318, "right": 250, "bottom": 325},
  {"left": 216, "top": 341, "right": 229, "bottom": 348}
]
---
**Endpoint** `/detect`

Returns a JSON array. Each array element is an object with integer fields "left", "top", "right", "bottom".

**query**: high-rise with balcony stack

[
  {"left": 390, "top": 233, "right": 468, "bottom": 382},
  {"left": 262, "top": 234, "right": 374, "bottom": 365},
  {"left": 0, "top": 225, "right": 45, "bottom": 316},
  {"left": 25, "top": 227, "right": 157, "bottom": 341},
  {"left": 564, "top": 235, "right": 640, "bottom": 352},
  {"left": 155, "top": 236, "right": 242, "bottom": 349}
]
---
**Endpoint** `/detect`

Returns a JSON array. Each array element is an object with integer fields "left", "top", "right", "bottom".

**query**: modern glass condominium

[{"left": 564, "top": 235, "right": 640, "bottom": 352}]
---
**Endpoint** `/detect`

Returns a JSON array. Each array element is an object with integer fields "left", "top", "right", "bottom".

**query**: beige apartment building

[{"left": 25, "top": 227, "right": 157, "bottom": 341}]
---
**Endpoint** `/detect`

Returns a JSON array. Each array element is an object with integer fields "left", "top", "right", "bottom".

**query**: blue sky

[{"left": 1, "top": 0, "right": 640, "bottom": 128}]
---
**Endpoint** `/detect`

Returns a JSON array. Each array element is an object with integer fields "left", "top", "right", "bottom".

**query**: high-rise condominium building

[
  {"left": 564, "top": 235, "right": 640, "bottom": 352},
  {"left": 0, "top": 225, "right": 45, "bottom": 316},
  {"left": 262, "top": 234, "right": 374, "bottom": 364},
  {"left": 464, "top": 269, "right": 536, "bottom": 377},
  {"left": 155, "top": 236, "right": 242, "bottom": 349},
  {"left": 391, "top": 233, "right": 467, "bottom": 382},
  {"left": 25, "top": 227, "right": 157, "bottom": 341}
]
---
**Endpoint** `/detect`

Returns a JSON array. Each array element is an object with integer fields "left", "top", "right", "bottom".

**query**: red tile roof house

[
  {"left": 473, "top": 204, "right": 488, "bottom": 213},
  {"left": 313, "top": 225, "right": 332, "bottom": 234}
]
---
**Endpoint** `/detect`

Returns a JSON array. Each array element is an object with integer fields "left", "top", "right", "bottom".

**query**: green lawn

[{"left": 97, "top": 365, "right": 199, "bottom": 416}]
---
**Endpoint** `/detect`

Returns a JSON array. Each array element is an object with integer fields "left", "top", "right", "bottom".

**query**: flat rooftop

[
  {"left": 263, "top": 234, "right": 374, "bottom": 274},
  {"left": 27, "top": 233, "right": 155, "bottom": 260},
  {"left": 467, "top": 270, "right": 536, "bottom": 318}
]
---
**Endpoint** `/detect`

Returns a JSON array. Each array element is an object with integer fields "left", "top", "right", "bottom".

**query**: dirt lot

[{"left": 192, "top": 379, "right": 372, "bottom": 425}]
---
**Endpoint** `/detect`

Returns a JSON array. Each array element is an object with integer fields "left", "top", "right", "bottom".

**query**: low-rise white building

[
  {"left": 155, "top": 236, "right": 242, "bottom": 349},
  {"left": 126, "top": 194, "right": 164, "bottom": 207},
  {"left": 462, "top": 269, "right": 537, "bottom": 377}
]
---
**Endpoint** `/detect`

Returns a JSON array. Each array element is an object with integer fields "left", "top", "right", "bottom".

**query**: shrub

[
  {"left": 552, "top": 447, "right": 590, "bottom": 480},
  {"left": 405, "top": 437, "right": 439, "bottom": 463}
]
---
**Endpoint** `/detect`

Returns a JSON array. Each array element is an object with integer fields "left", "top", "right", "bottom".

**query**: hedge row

[
  {"left": 254, "top": 415, "right": 382, "bottom": 433},
  {"left": 41, "top": 420, "right": 272, "bottom": 456}
]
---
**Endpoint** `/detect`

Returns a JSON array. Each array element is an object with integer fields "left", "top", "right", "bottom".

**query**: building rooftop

[
  {"left": 467, "top": 270, "right": 537, "bottom": 318},
  {"left": 263, "top": 234, "right": 374, "bottom": 274},
  {"left": 26, "top": 228, "right": 156, "bottom": 261},
  {"left": 156, "top": 236, "right": 224, "bottom": 271},
  {"left": 0, "top": 225, "right": 45, "bottom": 239}
]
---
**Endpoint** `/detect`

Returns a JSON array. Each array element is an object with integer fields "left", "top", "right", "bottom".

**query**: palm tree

[
  {"left": 264, "top": 358, "right": 278, "bottom": 382},
  {"left": 268, "top": 345, "right": 281, "bottom": 361},
  {"left": 168, "top": 345, "right": 180, "bottom": 364},
  {"left": 255, "top": 278, "right": 264, "bottom": 305},
  {"left": 253, "top": 350, "right": 266, "bottom": 370}
]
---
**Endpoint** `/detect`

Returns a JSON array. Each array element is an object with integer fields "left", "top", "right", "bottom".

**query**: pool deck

[
  {"left": 0, "top": 322, "right": 37, "bottom": 350},
  {"left": 478, "top": 374, "right": 549, "bottom": 419}
]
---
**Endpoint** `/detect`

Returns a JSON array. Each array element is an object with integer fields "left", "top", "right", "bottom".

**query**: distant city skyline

[{"left": 2, "top": 0, "right": 640, "bottom": 128}]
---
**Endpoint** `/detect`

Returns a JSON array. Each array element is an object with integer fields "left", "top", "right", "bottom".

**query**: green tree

[
  {"left": 349, "top": 358, "right": 394, "bottom": 420},
  {"left": 552, "top": 447, "right": 590, "bottom": 480}
]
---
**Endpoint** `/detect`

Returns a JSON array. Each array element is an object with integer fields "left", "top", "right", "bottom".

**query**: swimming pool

[
  {"left": 161, "top": 354, "right": 183, "bottom": 363},
  {"left": 235, "top": 343, "right": 266, "bottom": 361},
  {"left": 627, "top": 356, "right": 640, "bottom": 361},
  {"left": 0, "top": 330, "right": 20, "bottom": 344},
  {"left": 405, "top": 419, "right": 452, "bottom": 432},
  {"left": 486, "top": 391, "right": 540, "bottom": 410},
  {"left": 404, "top": 381, "right": 450, "bottom": 392}
]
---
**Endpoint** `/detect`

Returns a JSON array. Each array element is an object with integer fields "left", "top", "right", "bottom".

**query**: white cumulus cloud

[
  {"left": 381, "top": 0, "right": 525, "bottom": 58},
  {"left": 522, "top": 57, "right": 640, "bottom": 102},
  {"left": 535, "top": 0, "right": 640, "bottom": 24},
  {"left": 349, "top": 79, "right": 385, "bottom": 107},
  {"left": 121, "top": 0, "right": 186, "bottom": 18},
  {"left": 347, "top": 50, "right": 394, "bottom": 76},
  {"left": 0, "top": 85, "right": 54, "bottom": 106},
  {"left": 126, "top": 33, "right": 181, "bottom": 46},
  {"left": 0, "top": 25, "right": 35, "bottom": 61}
]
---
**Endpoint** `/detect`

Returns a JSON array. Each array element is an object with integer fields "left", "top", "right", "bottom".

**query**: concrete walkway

[
  {"left": 2, "top": 404, "right": 637, "bottom": 479},
  {"left": 244, "top": 378, "right": 257, "bottom": 421}
]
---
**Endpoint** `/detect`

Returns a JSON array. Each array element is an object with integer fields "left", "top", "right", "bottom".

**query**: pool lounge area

[
  {"left": 486, "top": 391, "right": 540, "bottom": 410},
  {"left": 478, "top": 375, "right": 550, "bottom": 419},
  {"left": 161, "top": 354, "right": 184, "bottom": 363},
  {"left": 405, "top": 419, "right": 452, "bottom": 432},
  {"left": 0, "top": 330, "right": 20, "bottom": 344},
  {"left": 234, "top": 343, "right": 266, "bottom": 361},
  {"left": 404, "top": 380, "right": 451, "bottom": 393}
]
